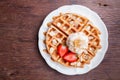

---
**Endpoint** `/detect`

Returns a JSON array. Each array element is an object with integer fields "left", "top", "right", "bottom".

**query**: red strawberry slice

[
  {"left": 63, "top": 52, "right": 77, "bottom": 62},
  {"left": 57, "top": 44, "right": 68, "bottom": 57}
]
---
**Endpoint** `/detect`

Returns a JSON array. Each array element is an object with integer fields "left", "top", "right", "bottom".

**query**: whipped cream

[{"left": 66, "top": 32, "right": 88, "bottom": 54}]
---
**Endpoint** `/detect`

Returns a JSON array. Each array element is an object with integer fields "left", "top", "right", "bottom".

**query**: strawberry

[
  {"left": 57, "top": 44, "right": 68, "bottom": 57},
  {"left": 63, "top": 52, "right": 77, "bottom": 62}
]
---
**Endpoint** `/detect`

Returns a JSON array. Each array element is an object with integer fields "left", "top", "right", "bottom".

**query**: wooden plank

[{"left": 0, "top": 0, "right": 120, "bottom": 80}]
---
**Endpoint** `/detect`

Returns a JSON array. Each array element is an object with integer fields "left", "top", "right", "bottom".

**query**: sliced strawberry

[
  {"left": 57, "top": 44, "right": 68, "bottom": 57},
  {"left": 63, "top": 52, "right": 77, "bottom": 62}
]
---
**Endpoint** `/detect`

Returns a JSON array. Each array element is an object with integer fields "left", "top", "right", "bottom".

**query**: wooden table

[{"left": 0, "top": 0, "right": 120, "bottom": 80}]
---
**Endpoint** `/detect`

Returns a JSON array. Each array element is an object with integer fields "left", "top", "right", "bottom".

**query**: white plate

[{"left": 38, "top": 5, "right": 108, "bottom": 75}]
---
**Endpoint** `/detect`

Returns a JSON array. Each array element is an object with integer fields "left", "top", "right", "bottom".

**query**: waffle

[
  {"left": 45, "top": 13, "right": 101, "bottom": 68},
  {"left": 52, "top": 13, "right": 89, "bottom": 35}
]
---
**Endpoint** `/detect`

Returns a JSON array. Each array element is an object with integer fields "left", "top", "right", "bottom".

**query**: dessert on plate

[{"left": 45, "top": 13, "right": 101, "bottom": 68}]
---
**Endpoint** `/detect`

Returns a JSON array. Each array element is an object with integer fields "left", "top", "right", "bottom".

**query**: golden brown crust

[{"left": 45, "top": 13, "right": 101, "bottom": 68}]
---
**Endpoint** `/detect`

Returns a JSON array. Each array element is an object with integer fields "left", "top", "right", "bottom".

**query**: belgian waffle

[{"left": 45, "top": 13, "right": 101, "bottom": 68}]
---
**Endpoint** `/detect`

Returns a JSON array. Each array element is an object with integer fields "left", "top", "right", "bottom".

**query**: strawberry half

[
  {"left": 57, "top": 44, "right": 68, "bottom": 57},
  {"left": 63, "top": 52, "right": 77, "bottom": 62}
]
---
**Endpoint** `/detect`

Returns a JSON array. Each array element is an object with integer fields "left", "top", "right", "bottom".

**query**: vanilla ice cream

[{"left": 66, "top": 32, "right": 88, "bottom": 54}]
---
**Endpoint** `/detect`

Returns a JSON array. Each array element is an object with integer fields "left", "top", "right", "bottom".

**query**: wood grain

[{"left": 0, "top": 0, "right": 120, "bottom": 80}]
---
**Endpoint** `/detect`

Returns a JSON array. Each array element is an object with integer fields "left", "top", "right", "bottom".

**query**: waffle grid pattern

[{"left": 45, "top": 13, "right": 101, "bottom": 68}]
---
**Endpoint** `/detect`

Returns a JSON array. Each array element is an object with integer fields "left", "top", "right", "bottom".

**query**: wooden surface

[{"left": 0, "top": 0, "right": 120, "bottom": 80}]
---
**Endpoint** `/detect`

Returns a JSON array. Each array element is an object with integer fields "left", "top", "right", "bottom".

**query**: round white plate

[{"left": 38, "top": 5, "right": 108, "bottom": 75}]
